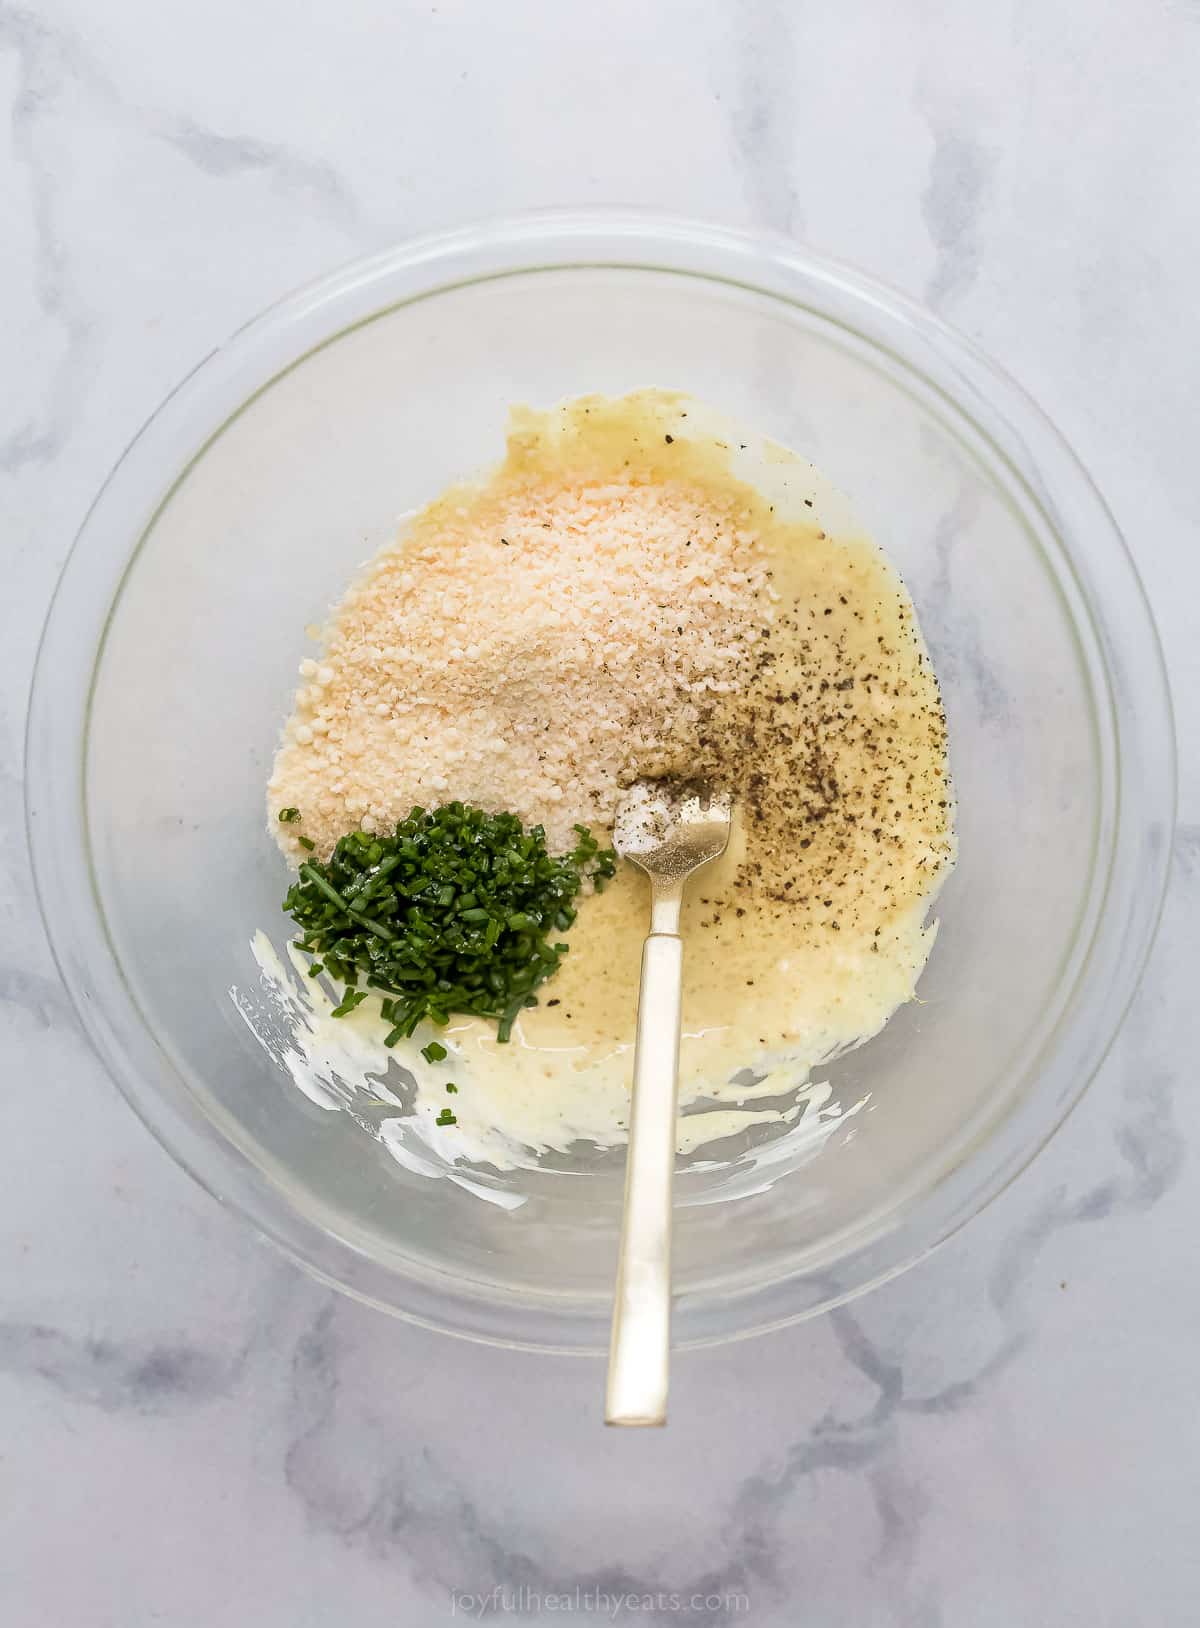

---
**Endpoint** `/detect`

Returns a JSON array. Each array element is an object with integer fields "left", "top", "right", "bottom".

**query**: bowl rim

[{"left": 25, "top": 208, "right": 1177, "bottom": 1353}]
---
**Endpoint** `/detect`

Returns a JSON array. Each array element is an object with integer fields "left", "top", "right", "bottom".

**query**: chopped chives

[
  {"left": 281, "top": 805, "right": 616, "bottom": 1042},
  {"left": 329, "top": 989, "right": 369, "bottom": 1019}
]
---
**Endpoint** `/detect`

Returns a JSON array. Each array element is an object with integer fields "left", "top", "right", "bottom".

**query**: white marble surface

[{"left": 2, "top": 3, "right": 1198, "bottom": 1623}]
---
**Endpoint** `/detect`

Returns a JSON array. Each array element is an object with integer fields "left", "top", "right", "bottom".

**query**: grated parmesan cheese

[{"left": 269, "top": 403, "right": 769, "bottom": 858}]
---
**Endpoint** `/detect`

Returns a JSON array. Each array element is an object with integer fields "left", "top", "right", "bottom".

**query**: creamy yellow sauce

[{"left": 241, "top": 392, "right": 955, "bottom": 1181}]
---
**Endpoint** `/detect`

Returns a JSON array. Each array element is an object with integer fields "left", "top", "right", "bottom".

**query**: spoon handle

[{"left": 605, "top": 927, "right": 683, "bottom": 1426}]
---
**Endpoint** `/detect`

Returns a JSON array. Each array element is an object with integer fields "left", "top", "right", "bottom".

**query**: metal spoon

[{"left": 605, "top": 781, "right": 733, "bottom": 1427}]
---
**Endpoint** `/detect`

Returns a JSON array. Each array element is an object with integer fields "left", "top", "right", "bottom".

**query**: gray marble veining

[
  {"left": 724, "top": 0, "right": 803, "bottom": 238},
  {"left": 3, "top": 2, "right": 1197, "bottom": 1623}
]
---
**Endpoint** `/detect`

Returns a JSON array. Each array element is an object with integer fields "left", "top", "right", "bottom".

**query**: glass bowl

[{"left": 26, "top": 213, "right": 1175, "bottom": 1352}]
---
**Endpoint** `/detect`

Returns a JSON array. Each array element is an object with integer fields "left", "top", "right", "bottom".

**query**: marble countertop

[{"left": 3, "top": 3, "right": 1197, "bottom": 1623}]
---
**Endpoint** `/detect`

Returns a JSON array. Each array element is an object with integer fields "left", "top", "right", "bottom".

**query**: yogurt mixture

[{"left": 239, "top": 392, "right": 955, "bottom": 1178}]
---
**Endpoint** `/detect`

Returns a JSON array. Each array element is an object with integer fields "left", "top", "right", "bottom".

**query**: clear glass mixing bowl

[{"left": 26, "top": 214, "right": 1174, "bottom": 1352}]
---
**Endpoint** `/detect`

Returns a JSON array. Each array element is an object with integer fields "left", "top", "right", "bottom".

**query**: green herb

[
  {"left": 282, "top": 804, "right": 616, "bottom": 1042},
  {"left": 329, "top": 989, "right": 369, "bottom": 1019},
  {"left": 278, "top": 807, "right": 301, "bottom": 823},
  {"left": 435, "top": 1107, "right": 457, "bottom": 1126},
  {"left": 298, "top": 835, "right": 316, "bottom": 852},
  {"left": 421, "top": 1041, "right": 448, "bottom": 1064},
  {"left": 445, "top": 1082, "right": 458, "bottom": 1093}
]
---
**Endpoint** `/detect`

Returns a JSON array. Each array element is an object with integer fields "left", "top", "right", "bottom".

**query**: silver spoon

[{"left": 605, "top": 781, "right": 733, "bottom": 1426}]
